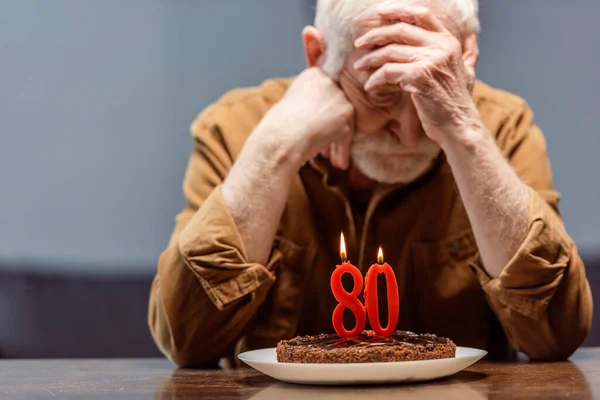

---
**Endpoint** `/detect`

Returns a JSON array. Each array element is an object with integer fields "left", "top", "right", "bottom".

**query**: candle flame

[
  {"left": 378, "top": 247, "right": 384, "bottom": 264},
  {"left": 340, "top": 233, "right": 347, "bottom": 261}
]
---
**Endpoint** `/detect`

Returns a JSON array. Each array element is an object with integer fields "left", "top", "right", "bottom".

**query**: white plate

[{"left": 238, "top": 346, "right": 487, "bottom": 386}]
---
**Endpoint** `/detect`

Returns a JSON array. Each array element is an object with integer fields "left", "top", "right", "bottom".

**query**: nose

[
  {"left": 387, "top": 120, "right": 421, "bottom": 148},
  {"left": 387, "top": 100, "right": 424, "bottom": 148}
]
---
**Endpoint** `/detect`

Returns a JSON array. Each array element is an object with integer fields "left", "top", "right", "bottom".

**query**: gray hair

[{"left": 314, "top": 0, "right": 480, "bottom": 77}]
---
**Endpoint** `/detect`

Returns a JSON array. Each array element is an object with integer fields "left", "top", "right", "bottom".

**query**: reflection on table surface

[
  {"left": 0, "top": 350, "right": 595, "bottom": 399},
  {"left": 156, "top": 353, "right": 595, "bottom": 400},
  {"left": 249, "top": 380, "right": 486, "bottom": 400}
]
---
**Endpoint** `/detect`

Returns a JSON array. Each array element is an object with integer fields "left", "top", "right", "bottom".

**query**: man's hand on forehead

[
  {"left": 374, "top": 4, "right": 447, "bottom": 33},
  {"left": 353, "top": 4, "right": 459, "bottom": 91},
  {"left": 350, "top": 3, "right": 477, "bottom": 145}
]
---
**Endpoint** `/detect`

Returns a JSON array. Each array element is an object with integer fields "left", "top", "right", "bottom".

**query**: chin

[
  {"left": 351, "top": 153, "right": 438, "bottom": 184},
  {"left": 350, "top": 132, "right": 441, "bottom": 184}
]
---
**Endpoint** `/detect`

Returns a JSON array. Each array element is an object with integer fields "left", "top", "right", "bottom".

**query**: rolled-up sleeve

[
  {"left": 471, "top": 187, "right": 592, "bottom": 360},
  {"left": 470, "top": 102, "right": 593, "bottom": 360},
  {"left": 179, "top": 186, "right": 278, "bottom": 310},
  {"left": 148, "top": 105, "right": 282, "bottom": 367}
]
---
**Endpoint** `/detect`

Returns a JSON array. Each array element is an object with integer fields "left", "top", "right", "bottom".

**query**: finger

[
  {"left": 377, "top": 5, "right": 446, "bottom": 33},
  {"left": 329, "top": 142, "right": 341, "bottom": 169},
  {"left": 354, "top": 44, "right": 418, "bottom": 71},
  {"left": 355, "top": 22, "right": 429, "bottom": 50},
  {"left": 337, "top": 128, "right": 352, "bottom": 171},
  {"left": 369, "top": 83, "right": 404, "bottom": 93},
  {"left": 364, "top": 63, "right": 419, "bottom": 92},
  {"left": 320, "top": 146, "right": 331, "bottom": 159},
  {"left": 331, "top": 138, "right": 351, "bottom": 171},
  {"left": 339, "top": 111, "right": 355, "bottom": 171},
  {"left": 330, "top": 103, "right": 355, "bottom": 170}
]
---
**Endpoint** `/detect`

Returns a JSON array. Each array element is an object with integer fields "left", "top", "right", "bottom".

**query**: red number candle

[
  {"left": 331, "top": 233, "right": 366, "bottom": 337},
  {"left": 364, "top": 247, "right": 399, "bottom": 337}
]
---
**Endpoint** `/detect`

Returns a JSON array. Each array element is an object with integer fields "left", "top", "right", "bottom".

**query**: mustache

[{"left": 351, "top": 131, "right": 440, "bottom": 157}]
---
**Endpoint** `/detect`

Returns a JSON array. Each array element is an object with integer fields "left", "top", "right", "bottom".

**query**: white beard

[{"left": 350, "top": 131, "right": 442, "bottom": 184}]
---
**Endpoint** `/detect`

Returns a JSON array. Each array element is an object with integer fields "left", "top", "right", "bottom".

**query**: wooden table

[{"left": 0, "top": 349, "right": 598, "bottom": 399}]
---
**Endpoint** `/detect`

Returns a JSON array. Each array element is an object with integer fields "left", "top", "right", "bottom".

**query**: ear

[
  {"left": 461, "top": 32, "right": 479, "bottom": 81},
  {"left": 302, "top": 26, "right": 326, "bottom": 68}
]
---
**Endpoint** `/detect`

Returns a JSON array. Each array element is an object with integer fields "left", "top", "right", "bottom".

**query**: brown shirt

[{"left": 148, "top": 78, "right": 592, "bottom": 367}]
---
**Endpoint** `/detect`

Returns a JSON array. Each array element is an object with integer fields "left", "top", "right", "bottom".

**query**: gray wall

[
  {"left": 0, "top": 0, "right": 309, "bottom": 273},
  {"left": 476, "top": 0, "right": 600, "bottom": 254},
  {"left": 0, "top": 0, "right": 597, "bottom": 274}
]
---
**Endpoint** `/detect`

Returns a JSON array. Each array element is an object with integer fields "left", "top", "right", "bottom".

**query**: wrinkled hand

[
  {"left": 266, "top": 67, "right": 354, "bottom": 170},
  {"left": 353, "top": 5, "right": 480, "bottom": 145}
]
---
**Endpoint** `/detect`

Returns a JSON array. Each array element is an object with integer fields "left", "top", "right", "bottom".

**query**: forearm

[
  {"left": 150, "top": 185, "right": 284, "bottom": 367},
  {"left": 442, "top": 121, "right": 530, "bottom": 278},
  {"left": 222, "top": 122, "right": 303, "bottom": 265},
  {"left": 443, "top": 110, "right": 592, "bottom": 359},
  {"left": 149, "top": 67, "right": 353, "bottom": 365}
]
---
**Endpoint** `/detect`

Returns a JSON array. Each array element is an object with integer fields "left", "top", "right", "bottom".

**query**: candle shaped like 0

[
  {"left": 330, "top": 233, "right": 367, "bottom": 337},
  {"left": 364, "top": 247, "right": 399, "bottom": 337}
]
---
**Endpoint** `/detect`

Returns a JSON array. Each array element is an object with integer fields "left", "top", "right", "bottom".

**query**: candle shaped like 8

[
  {"left": 364, "top": 247, "right": 399, "bottom": 337},
  {"left": 330, "top": 233, "right": 367, "bottom": 337}
]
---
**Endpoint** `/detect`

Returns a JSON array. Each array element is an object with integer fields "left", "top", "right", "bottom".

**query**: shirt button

[{"left": 448, "top": 240, "right": 461, "bottom": 257}]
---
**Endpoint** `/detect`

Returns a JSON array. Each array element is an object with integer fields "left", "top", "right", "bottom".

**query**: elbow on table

[
  {"left": 528, "top": 335, "right": 589, "bottom": 362},
  {"left": 149, "top": 307, "right": 221, "bottom": 368},
  {"left": 552, "top": 313, "right": 593, "bottom": 361},
  {"left": 164, "top": 346, "right": 220, "bottom": 369},
  {"left": 526, "top": 310, "right": 592, "bottom": 362},
  {"left": 148, "top": 284, "right": 221, "bottom": 368}
]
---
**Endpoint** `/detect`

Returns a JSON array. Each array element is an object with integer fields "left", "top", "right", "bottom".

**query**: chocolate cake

[{"left": 276, "top": 331, "right": 456, "bottom": 363}]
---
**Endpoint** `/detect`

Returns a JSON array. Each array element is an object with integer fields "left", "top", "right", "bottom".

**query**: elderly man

[{"left": 149, "top": 0, "right": 592, "bottom": 367}]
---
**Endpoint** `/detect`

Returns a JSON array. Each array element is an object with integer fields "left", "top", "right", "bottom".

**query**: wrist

[
  {"left": 246, "top": 121, "right": 305, "bottom": 173},
  {"left": 255, "top": 105, "right": 314, "bottom": 166},
  {"left": 438, "top": 111, "right": 490, "bottom": 158},
  {"left": 443, "top": 126, "right": 494, "bottom": 168}
]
